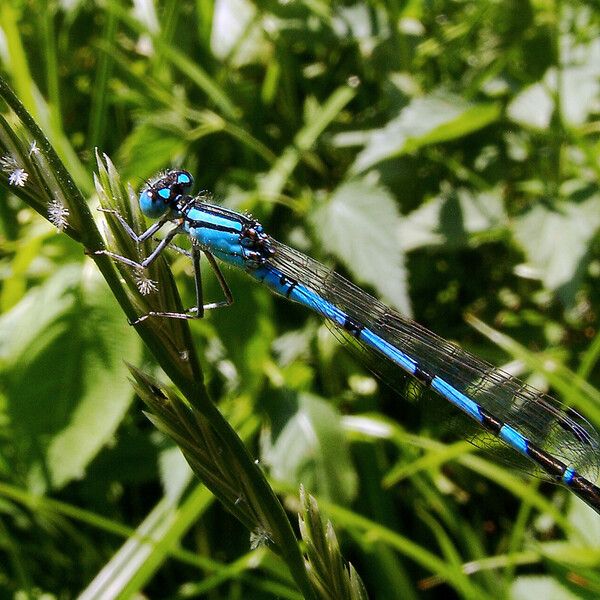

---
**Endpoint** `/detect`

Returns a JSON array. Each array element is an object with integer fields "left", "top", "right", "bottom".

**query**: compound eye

[{"left": 139, "top": 188, "right": 167, "bottom": 218}]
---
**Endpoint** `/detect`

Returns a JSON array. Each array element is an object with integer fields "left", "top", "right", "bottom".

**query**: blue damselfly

[{"left": 98, "top": 169, "right": 600, "bottom": 515}]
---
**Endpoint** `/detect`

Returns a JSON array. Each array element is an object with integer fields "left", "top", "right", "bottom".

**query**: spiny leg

[
  {"left": 99, "top": 208, "right": 173, "bottom": 243},
  {"left": 204, "top": 250, "right": 234, "bottom": 309},
  {"left": 148, "top": 243, "right": 234, "bottom": 312},
  {"left": 96, "top": 226, "right": 181, "bottom": 269},
  {"left": 98, "top": 208, "right": 234, "bottom": 323},
  {"left": 164, "top": 242, "right": 192, "bottom": 258},
  {"left": 191, "top": 241, "right": 203, "bottom": 319},
  {"left": 134, "top": 246, "right": 234, "bottom": 324}
]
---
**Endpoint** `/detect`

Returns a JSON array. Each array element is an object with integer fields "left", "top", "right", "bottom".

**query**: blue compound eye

[{"left": 139, "top": 189, "right": 167, "bottom": 218}]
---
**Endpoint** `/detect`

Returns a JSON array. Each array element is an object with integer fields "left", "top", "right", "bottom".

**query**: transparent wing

[{"left": 268, "top": 240, "right": 600, "bottom": 483}]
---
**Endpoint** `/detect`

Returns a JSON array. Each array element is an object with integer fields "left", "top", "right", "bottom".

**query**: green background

[{"left": 0, "top": 0, "right": 599, "bottom": 598}]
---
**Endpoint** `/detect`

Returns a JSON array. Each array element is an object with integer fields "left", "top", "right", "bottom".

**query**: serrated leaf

[
  {"left": 400, "top": 187, "right": 507, "bottom": 251},
  {"left": 311, "top": 177, "right": 410, "bottom": 315},
  {"left": 264, "top": 393, "right": 358, "bottom": 504},
  {"left": 0, "top": 264, "right": 142, "bottom": 489},
  {"left": 351, "top": 93, "right": 501, "bottom": 172},
  {"left": 509, "top": 36, "right": 600, "bottom": 130},
  {"left": 512, "top": 194, "right": 600, "bottom": 303}
]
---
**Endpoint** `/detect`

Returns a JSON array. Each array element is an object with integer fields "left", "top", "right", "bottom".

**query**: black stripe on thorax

[
  {"left": 185, "top": 219, "right": 241, "bottom": 234},
  {"left": 191, "top": 203, "right": 253, "bottom": 225}
]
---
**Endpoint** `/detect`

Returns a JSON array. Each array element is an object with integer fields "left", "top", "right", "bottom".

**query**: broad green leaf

[
  {"left": 311, "top": 177, "right": 410, "bottom": 314},
  {"left": 351, "top": 93, "right": 501, "bottom": 173},
  {"left": 510, "top": 576, "right": 582, "bottom": 600},
  {"left": 0, "top": 263, "right": 142, "bottom": 489},
  {"left": 86, "top": 426, "right": 158, "bottom": 488},
  {"left": 540, "top": 541, "right": 600, "bottom": 567},
  {"left": 332, "top": 4, "right": 389, "bottom": 50},
  {"left": 559, "top": 34, "right": 600, "bottom": 126},
  {"left": 263, "top": 393, "right": 358, "bottom": 505},
  {"left": 399, "top": 187, "right": 507, "bottom": 251},
  {"left": 507, "top": 81, "right": 554, "bottom": 130},
  {"left": 567, "top": 495, "right": 600, "bottom": 548},
  {"left": 512, "top": 194, "right": 600, "bottom": 303},
  {"left": 558, "top": 69, "right": 600, "bottom": 127},
  {"left": 211, "top": 0, "right": 268, "bottom": 67},
  {"left": 509, "top": 36, "right": 600, "bottom": 130}
]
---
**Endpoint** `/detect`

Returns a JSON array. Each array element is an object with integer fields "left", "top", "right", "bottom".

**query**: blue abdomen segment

[
  {"left": 431, "top": 377, "right": 485, "bottom": 425},
  {"left": 498, "top": 423, "right": 529, "bottom": 457},
  {"left": 562, "top": 466, "right": 575, "bottom": 484}
]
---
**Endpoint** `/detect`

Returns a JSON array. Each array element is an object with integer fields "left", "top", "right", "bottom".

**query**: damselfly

[{"left": 98, "top": 169, "right": 600, "bottom": 515}]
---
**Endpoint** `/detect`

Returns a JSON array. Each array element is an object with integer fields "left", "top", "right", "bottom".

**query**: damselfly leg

[
  {"left": 134, "top": 244, "right": 233, "bottom": 324},
  {"left": 97, "top": 210, "right": 234, "bottom": 323}
]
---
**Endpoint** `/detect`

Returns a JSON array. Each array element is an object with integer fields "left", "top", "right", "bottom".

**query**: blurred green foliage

[{"left": 0, "top": 0, "right": 600, "bottom": 598}]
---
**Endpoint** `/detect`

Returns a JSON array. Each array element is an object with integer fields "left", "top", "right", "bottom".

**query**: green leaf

[
  {"left": 558, "top": 32, "right": 600, "bottom": 126},
  {"left": 311, "top": 177, "right": 410, "bottom": 314},
  {"left": 512, "top": 194, "right": 600, "bottom": 303},
  {"left": 567, "top": 495, "right": 600, "bottom": 548},
  {"left": 510, "top": 576, "right": 582, "bottom": 600},
  {"left": 351, "top": 93, "right": 501, "bottom": 173},
  {"left": 507, "top": 81, "right": 554, "bottom": 130},
  {"left": 399, "top": 187, "right": 507, "bottom": 251},
  {"left": 508, "top": 35, "right": 600, "bottom": 130},
  {"left": 0, "top": 263, "right": 142, "bottom": 489},
  {"left": 211, "top": 0, "right": 268, "bottom": 67},
  {"left": 263, "top": 393, "right": 358, "bottom": 505}
]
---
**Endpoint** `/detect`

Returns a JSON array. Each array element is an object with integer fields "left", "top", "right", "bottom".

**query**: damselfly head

[{"left": 139, "top": 169, "right": 194, "bottom": 218}]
